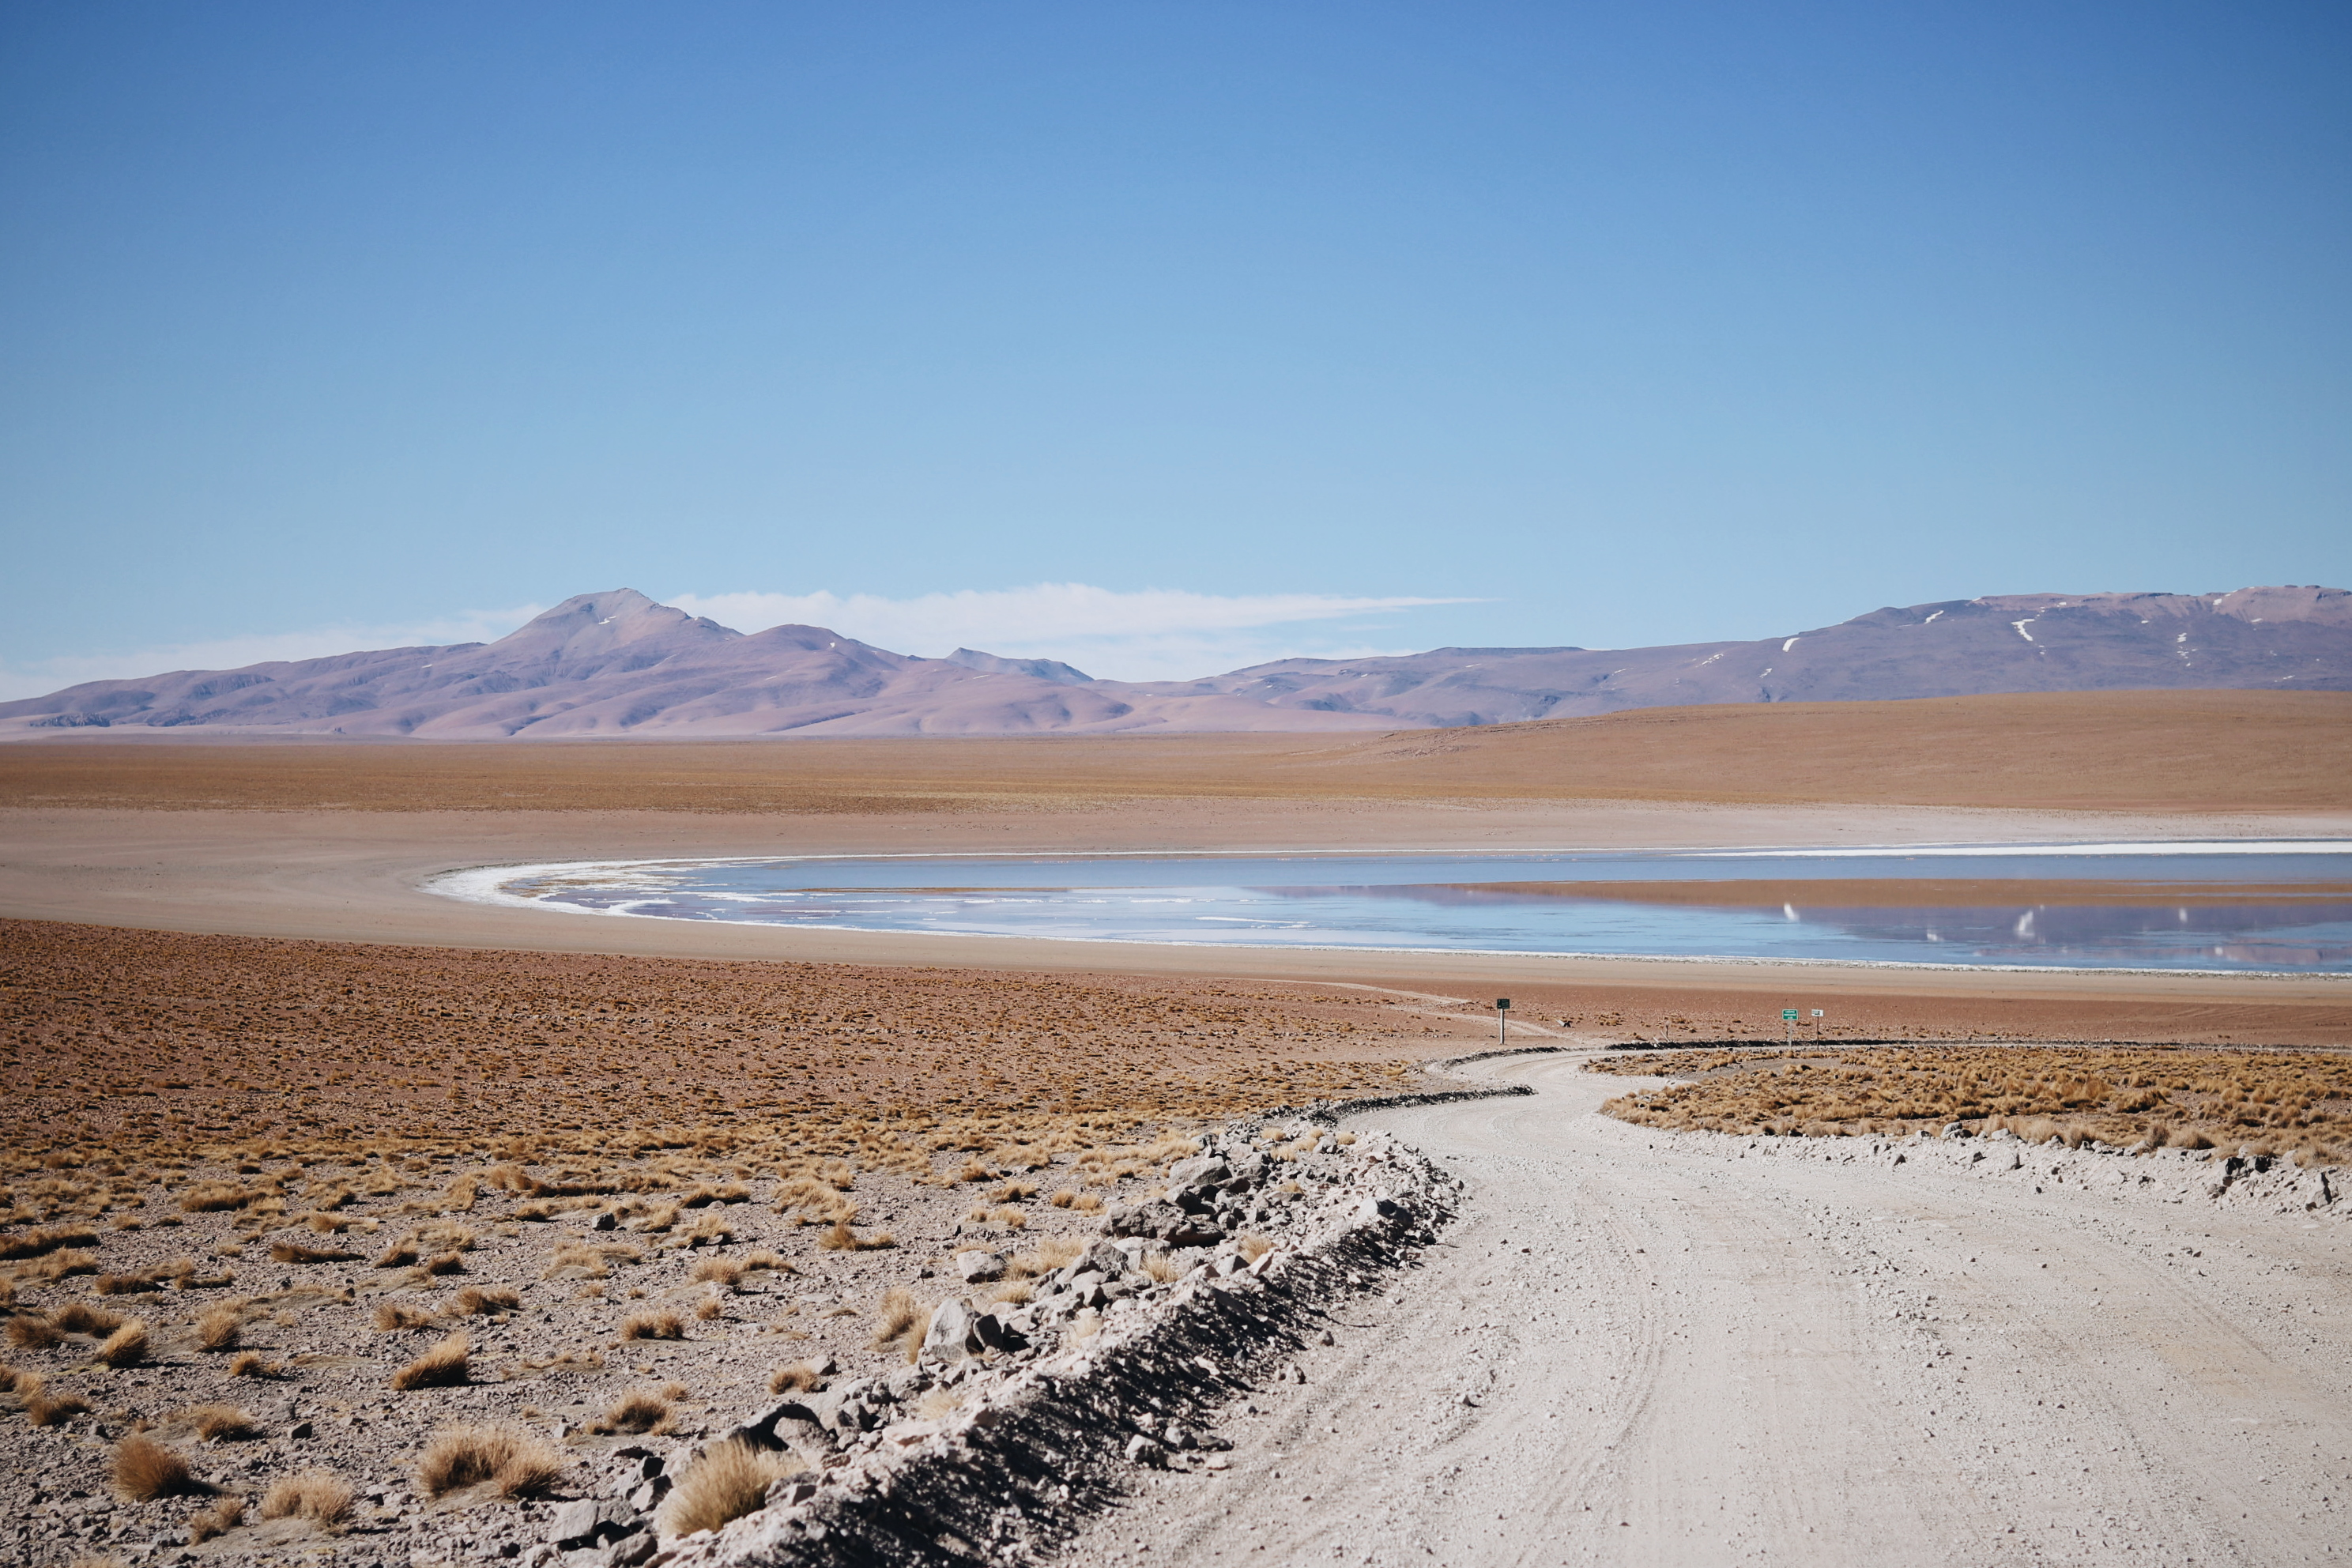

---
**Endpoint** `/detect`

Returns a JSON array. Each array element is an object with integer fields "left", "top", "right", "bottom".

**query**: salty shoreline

[{"left": 5, "top": 799, "right": 2349, "bottom": 1040}]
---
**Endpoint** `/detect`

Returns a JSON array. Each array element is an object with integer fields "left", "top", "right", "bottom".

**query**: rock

[
  {"left": 1167, "top": 1155, "right": 1231, "bottom": 1191},
  {"left": 626, "top": 1476, "right": 669, "bottom": 1513},
  {"left": 954, "top": 1250, "right": 1007, "bottom": 1283},
  {"left": 1085, "top": 1240, "right": 1131, "bottom": 1276},
  {"left": 922, "top": 1298, "right": 982, "bottom": 1362},
  {"left": 767, "top": 1477, "right": 819, "bottom": 1507},
  {"left": 287, "top": 1419, "right": 314, "bottom": 1440},
  {"left": 590, "top": 1211, "right": 617, "bottom": 1231},
  {"left": 607, "top": 1530, "right": 658, "bottom": 1568},
  {"left": 723, "top": 1397, "right": 820, "bottom": 1450},
  {"left": 1125, "top": 1435, "right": 1169, "bottom": 1468},
  {"left": 550, "top": 1498, "right": 641, "bottom": 1550},
  {"left": 806, "top": 1381, "right": 881, "bottom": 1432}
]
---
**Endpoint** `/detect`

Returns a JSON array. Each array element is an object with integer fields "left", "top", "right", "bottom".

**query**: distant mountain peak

[
  {"left": 944, "top": 648, "right": 1095, "bottom": 684},
  {"left": 2, "top": 583, "right": 2343, "bottom": 739}
]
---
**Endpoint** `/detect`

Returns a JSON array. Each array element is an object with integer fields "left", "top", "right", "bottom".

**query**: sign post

[
  {"left": 1782, "top": 1008, "right": 1799, "bottom": 1046},
  {"left": 1495, "top": 997, "right": 1511, "bottom": 1046}
]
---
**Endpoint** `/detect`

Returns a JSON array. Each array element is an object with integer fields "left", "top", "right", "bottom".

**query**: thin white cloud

[
  {"left": 668, "top": 583, "right": 1473, "bottom": 680},
  {"left": 0, "top": 605, "right": 545, "bottom": 703}
]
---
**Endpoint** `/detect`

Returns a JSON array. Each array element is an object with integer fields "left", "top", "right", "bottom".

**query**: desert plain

[{"left": 2, "top": 690, "right": 2350, "bottom": 1566}]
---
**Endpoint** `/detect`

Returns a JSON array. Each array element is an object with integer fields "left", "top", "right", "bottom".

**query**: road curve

[{"left": 1065, "top": 1054, "right": 2352, "bottom": 1566}]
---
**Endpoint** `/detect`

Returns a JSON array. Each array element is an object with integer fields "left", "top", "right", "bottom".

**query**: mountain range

[{"left": 3, "top": 584, "right": 2346, "bottom": 740}]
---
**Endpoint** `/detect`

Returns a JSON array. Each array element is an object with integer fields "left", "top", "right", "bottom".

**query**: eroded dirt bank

[{"left": 1064, "top": 1053, "right": 2352, "bottom": 1567}]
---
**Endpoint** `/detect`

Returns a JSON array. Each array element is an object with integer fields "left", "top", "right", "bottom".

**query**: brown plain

[
  {"left": 3, "top": 688, "right": 2346, "bottom": 813},
  {"left": 1591, "top": 1044, "right": 2352, "bottom": 1162}
]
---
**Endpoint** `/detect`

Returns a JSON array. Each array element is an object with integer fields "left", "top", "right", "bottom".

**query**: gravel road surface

[{"left": 1066, "top": 1052, "right": 2351, "bottom": 1566}]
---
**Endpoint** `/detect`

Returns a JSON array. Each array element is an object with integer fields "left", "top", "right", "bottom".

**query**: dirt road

[{"left": 1070, "top": 1054, "right": 2352, "bottom": 1566}]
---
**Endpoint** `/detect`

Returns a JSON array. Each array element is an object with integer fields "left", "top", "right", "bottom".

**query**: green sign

[{"left": 1782, "top": 1008, "right": 1800, "bottom": 1020}]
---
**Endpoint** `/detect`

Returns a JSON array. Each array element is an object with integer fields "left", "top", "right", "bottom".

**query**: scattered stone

[{"left": 955, "top": 1250, "right": 1007, "bottom": 1283}]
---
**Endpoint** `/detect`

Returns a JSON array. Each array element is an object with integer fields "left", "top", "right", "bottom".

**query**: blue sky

[{"left": 3, "top": 1, "right": 2346, "bottom": 693}]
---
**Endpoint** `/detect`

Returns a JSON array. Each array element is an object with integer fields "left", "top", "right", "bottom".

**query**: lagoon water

[{"left": 438, "top": 843, "right": 2352, "bottom": 974}]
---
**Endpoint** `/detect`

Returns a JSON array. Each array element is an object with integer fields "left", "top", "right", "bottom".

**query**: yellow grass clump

[
  {"left": 94, "top": 1320, "right": 150, "bottom": 1368},
  {"left": 767, "top": 1360, "right": 822, "bottom": 1394},
  {"left": 6, "top": 1315, "right": 63, "bottom": 1350},
  {"left": 618, "top": 1310, "right": 684, "bottom": 1342},
  {"left": 259, "top": 1468, "right": 355, "bottom": 1529},
  {"left": 451, "top": 1286, "right": 521, "bottom": 1316},
  {"left": 54, "top": 1302, "right": 122, "bottom": 1335},
  {"left": 417, "top": 1423, "right": 567, "bottom": 1498},
  {"left": 21, "top": 1373, "right": 92, "bottom": 1426},
  {"left": 194, "top": 1303, "right": 242, "bottom": 1351},
  {"left": 186, "top": 1403, "right": 260, "bottom": 1441},
  {"left": 390, "top": 1332, "right": 469, "bottom": 1391},
  {"left": 654, "top": 1439, "right": 805, "bottom": 1540},
  {"left": 187, "top": 1494, "right": 247, "bottom": 1544},
  {"left": 268, "top": 1239, "right": 360, "bottom": 1265},
  {"left": 111, "top": 1432, "right": 195, "bottom": 1500},
  {"left": 591, "top": 1388, "right": 673, "bottom": 1435}
]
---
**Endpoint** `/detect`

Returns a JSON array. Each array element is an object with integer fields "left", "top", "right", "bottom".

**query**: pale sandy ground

[
  {"left": 1068, "top": 1051, "right": 2352, "bottom": 1568},
  {"left": 4, "top": 798, "right": 2348, "bottom": 1012}
]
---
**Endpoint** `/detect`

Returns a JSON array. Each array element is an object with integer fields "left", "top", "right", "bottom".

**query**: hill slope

[{"left": 2, "top": 584, "right": 2346, "bottom": 739}]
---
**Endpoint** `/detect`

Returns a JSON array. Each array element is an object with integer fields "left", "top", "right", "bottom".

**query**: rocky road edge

[{"left": 556, "top": 1102, "right": 1483, "bottom": 1568}]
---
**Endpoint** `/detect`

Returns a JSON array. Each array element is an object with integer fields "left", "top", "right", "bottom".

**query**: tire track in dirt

[{"left": 1061, "top": 1054, "right": 2351, "bottom": 1566}]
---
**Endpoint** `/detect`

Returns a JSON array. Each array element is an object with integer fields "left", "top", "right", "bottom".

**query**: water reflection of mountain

[
  {"left": 1260, "top": 883, "right": 2352, "bottom": 966},
  {"left": 1781, "top": 903, "right": 2352, "bottom": 965}
]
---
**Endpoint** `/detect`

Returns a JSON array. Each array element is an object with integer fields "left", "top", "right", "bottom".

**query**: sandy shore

[{"left": 4, "top": 798, "right": 2346, "bottom": 1041}]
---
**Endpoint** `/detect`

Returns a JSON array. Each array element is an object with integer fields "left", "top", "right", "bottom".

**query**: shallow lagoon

[{"left": 442, "top": 843, "right": 2352, "bottom": 974}]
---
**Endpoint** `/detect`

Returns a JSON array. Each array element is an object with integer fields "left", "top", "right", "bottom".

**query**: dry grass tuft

[
  {"left": 1235, "top": 1234, "right": 1273, "bottom": 1264},
  {"left": 6, "top": 1315, "right": 63, "bottom": 1350},
  {"left": 688, "top": 1257, "right": 744, "bottom": 1289},
  {"left": 654, "top": 1439, "right": 804, "bottom": 1540},
  {"left": 816, "top": 1220, "right": 895, "bottom": 1252},
  {"left": 1139, "top": 1250, "right": 1182, "bottom": 1284},
  {"left": 450, "top": 1286, "right": 521, "bottom": 1317},
  {"left": 227, "top": 1351, "right": 277, "bottom": 1379},
  {"left": 0, "top": 1223, "right": 100, "bottom": 1261},
  {"left": 372, "top": 1242, "right": 420, "bottom": 1268},
  {"left": 389, "top": 1332, "right": 470, "bottom": 1391},
  {"left": 618, "top": 1310, "right": 684, "bottom": 1342},
  {"left": 258, "top": 1468, "right": 354, "bottom": 1530},
  {"left": 111, "top": 1432, "right": 196, "bottom": 1500},
  {"left": 186, "top": 1403, "right": 259, "bottom": 1441},
  {"left": 1007, "top": 1236, "right": 1087, "bottom": 1279},
  {"left": 187, "top": 1494, "right": 247, "bottom": 1544},
  {"left": 869, "top": 1286, "right": 923, "bottom": 1349},
  {"left": 767, "top": 1360, "right": 823, "bottom": 1395},
  {"left": 373, "top": 1301, "right": 436, "bottom": 1332},
  {"left": 590, "top": 1388, "right": 672, "bottom": 1435},
  {"left": 267, "top": 1240, "right": 360, "bottom": 1265},
  {"left": 93, "top": 1320, "right": 150, "bottom": 1368},
  {"left": 53, "top": 1302, "right": 123, "bottom": 1335},
  {"left": 21, "top": 1373, "right": 92, "bottom": 1426},
  {"left": 417, "top": 1423, "right": 567, "bottom": 1498},
  {"left": 194, "top": 1304, "right": 242, "bottom": 1351}
]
